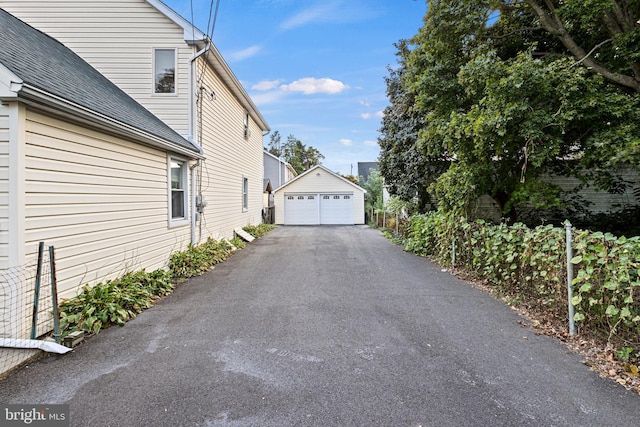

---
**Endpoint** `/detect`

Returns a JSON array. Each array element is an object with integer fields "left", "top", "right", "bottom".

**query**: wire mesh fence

[{"left": 0, "top": 246, "right": 56, "bottom": 377}]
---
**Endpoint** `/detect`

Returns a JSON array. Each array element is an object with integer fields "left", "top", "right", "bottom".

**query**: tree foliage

[
  {"left": 379, "top": 0, "right": 640, "bottom": 222},
  {"left": 360, "top": 168, "right": 384, "bottom": 214},
  {"left": 265, "top": 131, "right": 325, "bottom": 174}
]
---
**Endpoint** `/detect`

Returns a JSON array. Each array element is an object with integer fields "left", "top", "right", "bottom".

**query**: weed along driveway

[{"left": 1, "top": 226, "right": 640, "bottom": 426}]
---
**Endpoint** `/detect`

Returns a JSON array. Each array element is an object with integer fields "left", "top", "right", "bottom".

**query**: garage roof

[{"left": 273, "top": 164, "right": 366, "bottom": 193}]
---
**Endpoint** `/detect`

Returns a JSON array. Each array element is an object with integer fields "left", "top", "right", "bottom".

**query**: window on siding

[
  {"left": 298, "top": 196, "right": 305, "bottom": 200},
  {"left": 243, "top": 111, "right": 250, "bottom": 139},
  {"left": 308, "top": 196, "right": 315, "bottom": 200},
  {"left": 287, "top": 196, "right": 294, "bottom": 200},
  {"left": 334, "top": 195, "right": 340, "bottom": 199},
  {"left": 154, "top": 49, "right": 176, "bottom": 94},
  {"left": 344, "top": 195, "right": 350, "bottom": 199},
  {"left": 170, "top": 158, "right": 188, "bottom": 223},
  {"left": 242, "top": 177, "right": 249, "bottom": 212},
  {"left": 323, "top": 195, "right": 330, "bottom": 199}
]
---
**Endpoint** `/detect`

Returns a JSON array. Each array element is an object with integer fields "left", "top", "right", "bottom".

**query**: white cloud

[
  {"left": 359, "top": 100, "right": 371, "bottom": 107},
  {"left": 250, "top": 91, "right": 285, "bottom": 106},
  {"left": 339, "top": 139, "right": 353, "bottom": 146},
  {"left": 280, "top": 2, "right": 339, "bottom": 30},
  {"left": 364, "top": 140, "right": 378, "bottom": 147},
  {"left": 226, "top": 45, "right": 262, "bottom": 62},
  {"left": 360, "top": 113, "right": 371, "bottom": 120},
  {"left": 279, "top": 1, "right": 380, "bottom": 30},
  {"left": 375, "top": 111, "right": 384, "bottom": 118},
  {"left": 280, "top": 77, "right": 348, "bottom": 95},
  {"left": 252, "top": 80, "right": 282, "bottom": 91}
]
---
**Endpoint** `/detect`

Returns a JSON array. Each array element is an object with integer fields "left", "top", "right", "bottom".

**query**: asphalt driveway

[{"left": 1, "top": 226, "right": 639, "bottom": 426}]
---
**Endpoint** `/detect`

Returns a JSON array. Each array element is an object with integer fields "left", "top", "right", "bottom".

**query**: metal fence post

[
  {"left": 565, "top": 221, "right": 576, "bottom": 336},
  {"left": 49, "top": 245, "right": 61, "bottom": 344},
  {"left": 30, "top": 242, "right": 45, "bottom": 339}
]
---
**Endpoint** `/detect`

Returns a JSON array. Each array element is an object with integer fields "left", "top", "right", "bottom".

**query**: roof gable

[
  {"left": 274, "top": 165, "right": 366, "bottom": 193},
  {"left": 145, "top": 0, "right": 207, "bottom": 43},
  {"left": 144, "top": 0, "right": 269, "bottom": 132},
  {"left": 0, "top": 9, "right": 201, "bottom": 156}
]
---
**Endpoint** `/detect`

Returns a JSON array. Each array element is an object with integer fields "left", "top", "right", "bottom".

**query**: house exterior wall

[
  {"left": 22, "top": 110, "right": 192, "bottom": 300},
  {"left": 196, "top": 59, "right": 264, "bottom": 240},
  {"left": 0, "top": 105, "right": 10, "bottom": 269},
  {"left": 264, "top": 153, "right": 284, "bottom": 189},
  {"left": 273, "top": 168, "right": 365, "bottom": 225},
  {"left": 0, "top": 0, "right": 192, "bottom": 136}
]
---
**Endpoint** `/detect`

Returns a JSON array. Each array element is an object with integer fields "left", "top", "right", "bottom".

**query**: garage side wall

[{"left": 273, "top": 168, "right": 365, "bottom": 225}]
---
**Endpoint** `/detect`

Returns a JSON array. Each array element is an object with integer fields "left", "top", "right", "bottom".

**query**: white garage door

[
  {"left": 284, "top": 194, "right": 319, "bottom": 225},
  {"left": 284, "top": 193, "right": 354, "bottom": 225},
  {"left": 320, "top": 194, "right": 353, "bottom": 225}
]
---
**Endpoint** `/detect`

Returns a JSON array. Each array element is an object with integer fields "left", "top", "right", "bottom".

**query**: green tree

[
  {"left": 380, "top": 0, "right": 640, "bottom": 222},
  {"left": 266, "top": 130, "right": 282, "bottom": 157},
  {"left": 360, "top": 169, "right": 384, "bottom": 215},
  {"left": 282, "top": 134, "right": 325, "bottom": 174},
  {"left": 378, "top": 40, "right": 448, "bottom": 212}
]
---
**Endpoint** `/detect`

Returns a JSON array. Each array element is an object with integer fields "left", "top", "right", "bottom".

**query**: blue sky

[{"left": 163, "top": 0, "right": 427, "bottom": 176}]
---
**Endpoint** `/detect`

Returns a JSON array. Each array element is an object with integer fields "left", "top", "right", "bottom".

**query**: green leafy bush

[
  {"left": 168, "top": 238, "right": 235, "bottom": 279},
  {"left": 404, "top": 211, "right": 640, "bottom": 351},
  {"left": 59, "top": 269, "right": 174, "bottom": 336},
  {"left": 242, "top": 224, "right": 276, "bottom": 238},
  {"left": 570, "top": 232, "right": 640, "bottom": 343}
]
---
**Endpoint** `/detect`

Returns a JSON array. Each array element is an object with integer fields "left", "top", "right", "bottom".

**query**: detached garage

[{"left": 273, "top": 165, "right": 366, "bottom": 225}]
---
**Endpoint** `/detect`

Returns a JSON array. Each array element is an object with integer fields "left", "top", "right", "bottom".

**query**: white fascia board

[
  {"left": 0, "top": 63, "right": 23, "bottom": 99},
  {"left": 19, "top": 85, "right": 204, "bottom": 160},
  {"left": 203, "top": 45, "right": 270, "bottom": 132},
  {"left": 274, "top": 165, "right": 367, "bottom": 193},
  {"left": 145, "top": 0, "right": 207, "bottom": 42},
  {"left": 145, "top": 0, "right": 269, "bottom": 132}
]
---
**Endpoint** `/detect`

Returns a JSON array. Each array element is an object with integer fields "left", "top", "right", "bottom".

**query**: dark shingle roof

[{"left": 0, "top": 8, "right": 200, "bottom": 155}]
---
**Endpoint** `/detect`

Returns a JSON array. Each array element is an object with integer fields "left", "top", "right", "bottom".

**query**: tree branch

[
  {"left": 522, "top": 0, "right": 640, "bottom": 93},
  {"left": 571, "top": 39, "right": 613, "bottom": 67}
]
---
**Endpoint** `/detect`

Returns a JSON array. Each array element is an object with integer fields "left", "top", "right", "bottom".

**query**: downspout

[
  {"left": 189, "top": 42, "right": 210, "bottom": 245},
  {"left": 190, "top": 159, "right": 201, "bottom": 245}
]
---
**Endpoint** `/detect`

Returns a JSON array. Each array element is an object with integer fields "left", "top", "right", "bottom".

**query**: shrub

[
  {"left": 242, "top": 224, "right": 276, "bottom": 238},
  {"left": 403, "top": 210, "right": 640, "bottom": 353},
  {"left": 168, "top": 238, "right": 235, "bottom": 280},
  {"left": 59, "top": 269, "right": 174, "bottom": 336}
]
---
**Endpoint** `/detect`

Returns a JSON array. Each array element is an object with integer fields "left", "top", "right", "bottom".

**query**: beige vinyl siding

[
  {"left": 0, "top": 0, "right": 191, "bottom": 135},
  {"left": 23, "top": 111, "right": 191, "bottom": 300},
  {"left": 273, "top": 168, "right": 366, "bottom": 224},
  {"left": 0, "top": 107, "right": 9, "bottom": 269},
  {"left": 196, "top": 59, "right": 264, "bottom": 240}
]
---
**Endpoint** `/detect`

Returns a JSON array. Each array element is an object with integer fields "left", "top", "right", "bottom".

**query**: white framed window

[
  {"left": 154, "top": 48, "right": 176, "bottom": 94},
  {"left": 242, "top": 177, "right": 249, "bottom": 212},
  {"left": 169, "top": 157, "right": 189, "bottom": 226}
]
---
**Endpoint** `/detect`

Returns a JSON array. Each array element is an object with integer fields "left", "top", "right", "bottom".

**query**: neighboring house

[
  {"left": 264, "top": 150, "right": 297, "bottom": 191},
  {"left": 1, "top": 0, "right": 270, "bottom": 244},
  {"left": 0, "top": 10, "right": 202, "bottom": 373},
  {"left": 263, "top": 149, "right": 297, "bottom": 206},
  {"left": 273, "top": 165, "right": 366, "bottom": 225},
  {"left": 357, "top": 162, "right": 379, "bottom": 183}
]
